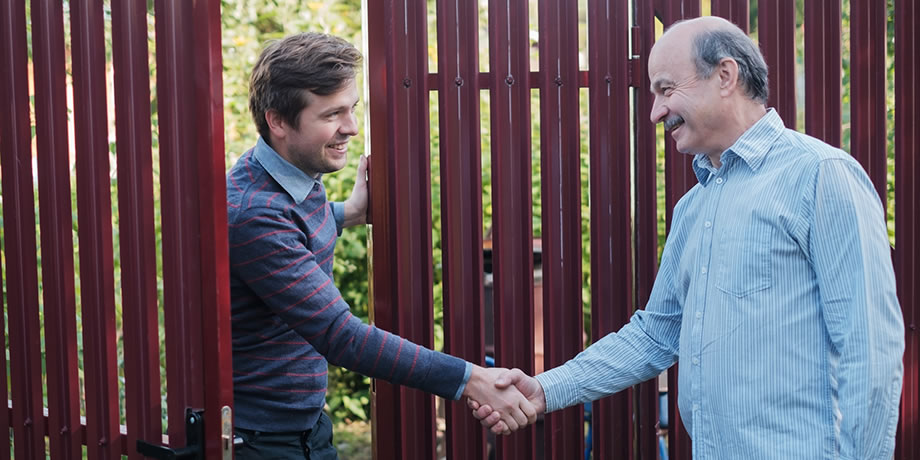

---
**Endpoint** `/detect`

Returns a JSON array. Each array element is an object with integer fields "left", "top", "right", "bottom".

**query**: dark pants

[{"left": 234, "top": 412, "right": 337, "bottom": 460}]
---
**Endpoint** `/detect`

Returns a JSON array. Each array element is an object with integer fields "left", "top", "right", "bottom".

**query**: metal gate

[
  {"left": 365, "top": 0, "right": 919, "bottom": 459},
  {"left": 1, "top": 0, "right": 231, "bottom": 458}
]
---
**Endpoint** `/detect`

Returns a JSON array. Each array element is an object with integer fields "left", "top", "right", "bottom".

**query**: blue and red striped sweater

[{"left": 228, "top": 138, "right": 470, "bottom": 432}]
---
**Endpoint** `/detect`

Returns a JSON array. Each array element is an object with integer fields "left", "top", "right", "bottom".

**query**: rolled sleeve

[{"left": 331, "top": 201, "right": 345, "bottom": 235}]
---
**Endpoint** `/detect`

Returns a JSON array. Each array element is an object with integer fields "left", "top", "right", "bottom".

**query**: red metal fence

[
  {"left": 0, "top": 0, "right": 231, "bottom": 459},
  {"left": 0, "top": 0, "right": 917, "bottom": 459},
  {"left": 366, "top": 1, "right": 919, "bottom": 459}
]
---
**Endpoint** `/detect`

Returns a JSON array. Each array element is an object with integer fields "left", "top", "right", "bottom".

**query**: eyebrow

[{"left": 321, "top": 100, "right": 359, "bottom": 116}]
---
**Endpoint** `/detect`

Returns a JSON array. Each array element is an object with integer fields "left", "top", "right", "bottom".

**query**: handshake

[{"left": 462, "top": 365, "right": 547, "bottom": 435}]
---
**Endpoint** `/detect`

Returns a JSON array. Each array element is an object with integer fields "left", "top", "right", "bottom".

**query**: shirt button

[
  {"left": 700, "top": 266, "right": 707, "bottom": 274},
  {"left": 704, "top": 221, "right": 712, "bottom": 228},
  {"left": 692, "top": 357, "right": 699, "bottom": 365},
  {"left": 695, "top": 311, "right": 702, "bottom": 319},
  {"left": 715, "top": 177, "right": 724, "bottom": 184},
  {"left": 693, "top": 404, "right": 700, "bottom": 411}
]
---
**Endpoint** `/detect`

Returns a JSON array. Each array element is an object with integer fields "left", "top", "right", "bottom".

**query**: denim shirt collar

[{"left": 253, "top": 137, "right": 319, "bottom": 203}]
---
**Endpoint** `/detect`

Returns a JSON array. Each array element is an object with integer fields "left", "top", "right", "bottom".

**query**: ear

[
  {"left": 717, "top": 57, "right": 740, "bottom": 97},
  {"left": 265, "top": 109, "right": 289, "bottom": 140}
]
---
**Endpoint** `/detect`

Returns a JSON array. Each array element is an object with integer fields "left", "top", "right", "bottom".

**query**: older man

[{"left": 472, "top": 16, "right": 904, "bottom": 460}]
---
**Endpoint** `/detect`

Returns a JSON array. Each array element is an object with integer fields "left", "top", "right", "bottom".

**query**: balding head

[
  {"left": 658, "top": 17, "right": 769, "bottom": 104},
  {"left": 647, "top": 16, "right": 769, "bottom": 161}
]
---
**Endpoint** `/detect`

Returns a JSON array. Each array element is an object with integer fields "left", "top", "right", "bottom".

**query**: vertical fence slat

[
  {"left": 804, "top": 0, "right": 842, "bottom": 147},
  {"left": 634, "top": 1, "right": 668, "bottom": 460},
  {"left": 0, "top": 251, "right": 7, "bottom": 456},
  {"left": 487, "top": 0, "right": 537, "bottom": 458},
  {"left": 368, "top": 1, "right": 438, "bottom": 458},
  {"left": 365, "top": 1, "right": 399, "bottom": 457},
  {"left": 435, "top": 0, "right": 488, "bottom": 457},
  {"left": 111, "top": 0, "right": 163, "bottom": 457},
  {"left": 32, "top": 0, "right": 82, "bottom": 457},
  {"left": 537, "top": 0, "right": 584, "bottom": 457},
  {"left": 758, "top": 0, "right": 797, "bottom": 129},
  {"left": 711, "top": 0, "right": 749, "bottom": 32},
  {"left": 188, "top": 0, "right": 235, "bottom": 456},
  {"left": 155, "top": 0, "right": 209, "bottom": 447},
  {"left": 70, "top": 0, "right": 121, "bottom": 457},
  {"left": 587, "top": 0, "right": 637, "bottom": 459},
  {"left": 895, "top": 0, "right": 919, "bottom": 458},
  {"left": 849, "top": 0, "right": 888, "bottom": 204},
  {"left": 0, "top": 0, "right": 45, "bottom": 457}
]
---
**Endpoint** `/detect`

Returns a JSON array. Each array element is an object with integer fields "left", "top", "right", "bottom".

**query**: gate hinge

[
  {"left": 628, "top": 25, "right": 642, "bottom": 88},
  {"left": 137, "top": 408, "right": 205, "bottom": 460}
]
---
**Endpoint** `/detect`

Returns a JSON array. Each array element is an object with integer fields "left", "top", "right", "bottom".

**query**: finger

[
  {"left": 478, "top": 410, "right": 499, "bottom": 428},
  {"left": 483, "top": 411, "right": 502, "bottom": 426},
  {"left": 490, "top": 421, "right": 508, "bottom": 435},
  {"left": 467, "top": 398, "right": 480, "bottom": 411},
  {"left": 501, "top": 414, "right": 519, "bottom": 432},
  {"left": 474, "top": 405, "right": 493, "bottom": 420},
  {"left": 509, "top": 406, "right": 528, "bottom": 428},
  {"left": 520, "top": 400, "right": 538, "bottom": 425}
]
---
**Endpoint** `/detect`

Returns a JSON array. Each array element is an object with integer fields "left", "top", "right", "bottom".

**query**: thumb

[{"left": 494, "top": 368, "right": 523, "bottom": 388}]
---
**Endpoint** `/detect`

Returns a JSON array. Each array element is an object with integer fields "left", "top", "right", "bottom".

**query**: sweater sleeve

[{"left": 229, "top": 205, "right": 468, "bottom": 399}]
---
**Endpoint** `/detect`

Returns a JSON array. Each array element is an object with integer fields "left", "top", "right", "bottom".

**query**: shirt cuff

[
  {"left": 535, "top": 365, "right": 579, "bottom": 413},
  {"left": 331, "top": 202, "right": 345, "bottom": 235},
  {"left": 451, "top": 362, "right": 474, "bottom": 400}
]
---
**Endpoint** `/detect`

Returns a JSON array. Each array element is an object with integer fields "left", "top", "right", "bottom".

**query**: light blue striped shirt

[{"left": 536, "top": 109, "right": 904, "bottom": 459}]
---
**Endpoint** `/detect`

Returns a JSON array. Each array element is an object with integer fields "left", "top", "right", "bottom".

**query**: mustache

[{"left": 663, "top": 116, "right": 684, "bottom": 131}]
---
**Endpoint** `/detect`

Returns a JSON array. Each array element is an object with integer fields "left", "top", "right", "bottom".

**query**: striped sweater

[{"left": 228, "top": 137, "right": 469, "bottom": 432}]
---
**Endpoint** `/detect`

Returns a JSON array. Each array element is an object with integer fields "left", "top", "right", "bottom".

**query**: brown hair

[{"left": 249, "top": 33, "right": 362, "bottom": 140}]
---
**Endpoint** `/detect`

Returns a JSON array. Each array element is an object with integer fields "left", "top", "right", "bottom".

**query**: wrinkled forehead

[{"left": 648, "top": 36, "right": 693, "bottom": 81}]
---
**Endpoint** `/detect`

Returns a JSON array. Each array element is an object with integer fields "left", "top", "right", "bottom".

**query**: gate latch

[{"left": 137, "top": 408, "right": 205, "bottom": 460}]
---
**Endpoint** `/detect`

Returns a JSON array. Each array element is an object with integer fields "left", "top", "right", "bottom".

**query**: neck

[{"left": 706, "top": 101, "right": 768, "bottom": 168}]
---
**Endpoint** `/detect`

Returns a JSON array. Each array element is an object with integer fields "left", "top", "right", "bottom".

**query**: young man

[
  {"left": 474, "top": 17, "right": 904, "bottom": 460},
  {"left": 228, "top": 33, "right": 535, "bottom": 459}
]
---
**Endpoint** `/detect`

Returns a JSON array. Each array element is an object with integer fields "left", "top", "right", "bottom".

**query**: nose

[
  {"left": 340, "top": 112, "right": 359, "bottom": 136},
  {"left": 649, "top": 95, "right": 667, "bottom": 124}
]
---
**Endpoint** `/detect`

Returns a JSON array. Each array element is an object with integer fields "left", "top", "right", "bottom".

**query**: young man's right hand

[{"left": 467, "top": 367, "right": 546, "bottom": 434}]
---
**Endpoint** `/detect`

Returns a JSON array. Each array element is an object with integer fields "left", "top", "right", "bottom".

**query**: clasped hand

[{"left": 463, "top": 366, "right": 546, "bottom": 435}]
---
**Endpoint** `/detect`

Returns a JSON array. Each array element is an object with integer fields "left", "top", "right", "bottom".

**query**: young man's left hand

[{"left": 343, "top": 154, "right": 369, "bottom": 227}]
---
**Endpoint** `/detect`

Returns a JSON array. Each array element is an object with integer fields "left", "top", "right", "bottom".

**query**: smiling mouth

[
  {"left": 663, "top": 116, "right": 685, "bottom": 131},
  {"left": 327, "top": 142, "right": 348, "bottom": 152}
]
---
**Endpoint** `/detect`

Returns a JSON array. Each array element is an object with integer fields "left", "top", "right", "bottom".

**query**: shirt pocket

[{"left": 715, "top": 221, "right": 773, "bottom": 297}]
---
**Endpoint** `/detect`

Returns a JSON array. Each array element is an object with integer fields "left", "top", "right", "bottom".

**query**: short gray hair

[{"left": 691, "top": 27, "right": 769, "bottom": 104}]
